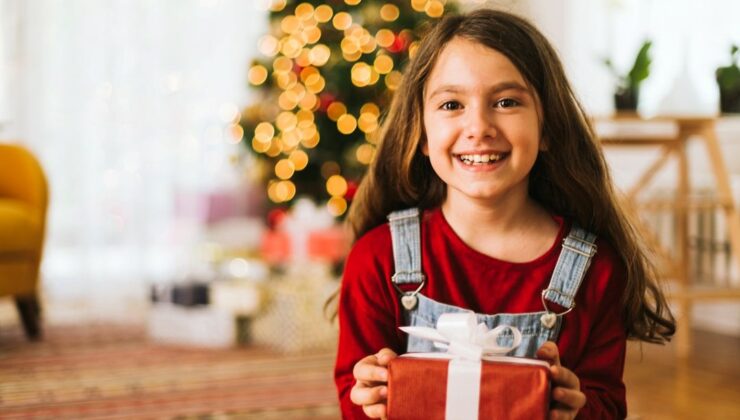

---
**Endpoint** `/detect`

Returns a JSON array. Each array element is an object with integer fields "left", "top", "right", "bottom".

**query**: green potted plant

[
  {"left": 603, "top": 40, "right": 653, "bottom": 112},
  {"left": 716, "top": 44, "right": 740, "bottom": 114}
]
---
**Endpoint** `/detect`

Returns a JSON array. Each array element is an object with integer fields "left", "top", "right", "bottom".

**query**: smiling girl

[{"left": 334, "top": 9, "right": 675, "bottom": 420}]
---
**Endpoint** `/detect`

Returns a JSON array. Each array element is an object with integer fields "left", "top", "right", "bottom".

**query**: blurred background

[{"left": 0, "top": 0, "right": 739, "bottom": 418}]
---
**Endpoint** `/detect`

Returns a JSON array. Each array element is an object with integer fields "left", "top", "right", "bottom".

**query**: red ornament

[
  {"left": 318, "top": 92, "right": 336, "bottom": 112},
  {"left": 266, "top": 207, "right": 288, "bottom": 230},
  {"left": 345, "top": 180, "right": 359, "bottom": 202},
  {"left": 388, "top": 34, "right": 407, "bottom": 53}
]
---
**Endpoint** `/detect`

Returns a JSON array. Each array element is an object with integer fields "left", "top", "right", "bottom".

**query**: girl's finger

[
  {"left": 353, "top": 359, "right": 389, "bottom": 382},
  {"left": 550, "top": 366, "right": 579, "bottom": 389},
  {"left": 375, "top": 348, "right": 397, "bottom": 365},
  {"left": 362, "top": 402, "right": 388, "bottom": 419},
  {"left": 350, "top": 384, "right": 388, "bottom": 406},
  {"left": 551, "top": 386, "right": 586, "bottom": 410},
  {"left": 536, "top": 341, "right": 561, "bottom": 366}
]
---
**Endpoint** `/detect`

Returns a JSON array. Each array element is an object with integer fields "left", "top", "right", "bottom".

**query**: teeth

[{"left": 458, "top": 153, "right": 504, "bottom": 164}]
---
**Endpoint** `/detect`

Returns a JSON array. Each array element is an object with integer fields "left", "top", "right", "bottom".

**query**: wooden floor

[
  {"left": 625, "top": 328, "right": 740, "bottom": 419},
  {"left": 1, "top": 299, "right": 739, "bottom": 419}
]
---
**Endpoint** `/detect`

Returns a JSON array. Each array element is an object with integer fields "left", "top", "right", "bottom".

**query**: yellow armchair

[{"left": 0, "top": 143, "right": 48, "bottom": 339}]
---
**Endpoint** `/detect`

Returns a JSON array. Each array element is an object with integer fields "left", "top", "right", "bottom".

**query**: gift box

[
  {"left": 387, "top": 313, "right": 550, "bottom": 420},
  {"left": 147, "top": 304, "right": 235, "bottom": 348},
  {"left": 250, "top": 263, "right": 338, "bottom": 354},
  {"left": 387, "top": 355, "right": 549, "bottom": 420}
]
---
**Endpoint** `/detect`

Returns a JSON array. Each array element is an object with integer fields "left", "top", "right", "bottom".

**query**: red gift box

[{"left": 387, "top": 355, "right": 550, "bottom": 420}]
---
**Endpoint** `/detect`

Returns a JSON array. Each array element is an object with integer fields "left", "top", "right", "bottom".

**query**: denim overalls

[{"left": 388, "top": 208, "right": 598, "bottom": 357}]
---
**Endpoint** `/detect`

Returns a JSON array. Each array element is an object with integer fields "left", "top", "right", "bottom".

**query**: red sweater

[{"left": 335, "top": 208, "right": 627, "bottom": 419}]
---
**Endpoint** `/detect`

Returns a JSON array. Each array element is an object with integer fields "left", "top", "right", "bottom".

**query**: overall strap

[
  {"left": 387, "top": 208, "right": 425, "bottom": 284},
  {"left": 542, "top": 225, "right": 598, "bottom": 309}
]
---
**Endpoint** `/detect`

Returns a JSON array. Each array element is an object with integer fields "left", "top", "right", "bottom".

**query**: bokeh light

[
  {"left": 309, "top": 44, "right": 331, "bottom": 66},
  {"left": 295, "top": 3, "right": 314, "bottom": 20},
  {"left": 351, "top": 62, "right": 373, "bottom": 86},
  {"left": 327, "top": 102, "right": 347, "bottom": 121},
  {"left": 373, "top": 55, "right": 393, "bottom": 74},
  {"left": 355, "top": 143, "right": 376, "bottom": 164},
  {"left": 327, "top": 196, "right": 348, "bottom": 216},
  {"left": 281, "top": 16, "right": 301, "bottom": 35},
  {"left": 385, "top": 70, "right": 403, "bottom": 90},
  {"left": 337, "top": 114, "right": 358, "bottom": 134},
  {"left": 275, "top": 159, "right": 296, "bottom": 179},
  {"left": 258, "top": 35, "right": 280, "bottom": 57},
  {"left": 276, "top": 111, "right": 298, "bottom": 131},
  {"left": 272, "top": 57, "right": 293, "bottom": 73},
  {"left": 425, "top": 0, "right": 445, "bottom": 18},
  {"left": 375, "top": 29, "right": 395, "bottom": 48},
  {"left": 326, "top": 174, "right": 348, "bottom": 196},
  {"left": 289, "top": 150, "right": 309, "bottom": 170},
  {"left": 255, "top": 122, "right": 275, "bottom": 142},
  {"left": 247, "top": 64, "right": 267, "bottom": 86},
  {"left": 270, "top": 0, "right": 287, "bottom": 12},
  {"left": 358, "top": 112, "right": 378, "bottom": 133},
  {"left": 380, "top": 4, "right": 400, "bottom": 22},
  {"left": 411, "top": 0, "right": 427, "bottom": 12},
  {"left": 361, "top": 102, "right": 380, "bottom": 116},
  {"left": 332, "top": 12, "right": 353, "bottom": 30},
  {"left": 314, "top": 5, "right": 334, "bottom": 23}
]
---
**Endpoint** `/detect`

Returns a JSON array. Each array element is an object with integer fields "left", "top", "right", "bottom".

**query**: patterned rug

[{"left": 0, "top": 323, "right": 340, "bottom": 419}]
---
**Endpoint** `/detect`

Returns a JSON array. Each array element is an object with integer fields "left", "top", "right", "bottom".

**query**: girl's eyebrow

[{"left": 426, "top": 81, "right": 529, "bottom": 101}]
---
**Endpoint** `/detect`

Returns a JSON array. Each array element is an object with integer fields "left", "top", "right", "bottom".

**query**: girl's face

[{"left": 422, "top": 37, "right": 544, "bottom": 207}]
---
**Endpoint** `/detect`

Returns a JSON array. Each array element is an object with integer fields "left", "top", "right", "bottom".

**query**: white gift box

[
  {"left": 210, "top": 279, "right": 262, "bottom": 316},
  {"left": 147, "top": 303, "right": 235, "bottom": 348}
]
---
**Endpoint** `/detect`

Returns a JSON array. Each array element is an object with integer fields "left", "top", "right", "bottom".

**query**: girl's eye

[
  {"left": 440, "top": 101, "right": 462, "bottom": 111},
  {"left": 496, "top": 98, "right": 519, "bottom": 108}
]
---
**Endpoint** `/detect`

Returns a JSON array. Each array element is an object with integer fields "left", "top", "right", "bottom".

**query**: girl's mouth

[{"left": 454, "top": 152, "right": 509, "bottom": 166}]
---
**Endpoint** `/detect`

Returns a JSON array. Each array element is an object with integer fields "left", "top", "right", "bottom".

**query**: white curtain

[{"left": 2, "top": 0, "right": 265, "bottom": 320}]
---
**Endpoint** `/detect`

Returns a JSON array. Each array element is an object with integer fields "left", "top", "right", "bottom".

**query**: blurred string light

[
  {"left": 275, "top": 158, "right": 295, "bottom": 179},
  {"left": 268, "top": 179, "right": 297, "bottom": 202},
  {"left": 227, "top": 124, "right": 244, "bottom": 144},
  {"left": 380, "top": 4, "right": 400, "bottom": 21},
  {"left": 332, "top": 12, "right": 353, "bottom": 30},
  {"left": 337, "top": 114, "right": 357, "bottom": 135},
  {"left": 326, "top": 174, "right": 348, "bottom": 216},
  {"left": 245, "top": 0, "right": 453, "bottom": 210}
]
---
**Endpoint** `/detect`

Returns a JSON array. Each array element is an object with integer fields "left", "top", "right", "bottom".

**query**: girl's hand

[
  {"left": 350, "top": 348, "right": 398, "bottom": 419},
  {"left": 536, "top": 341, "right": 586, "bottom": 420}
]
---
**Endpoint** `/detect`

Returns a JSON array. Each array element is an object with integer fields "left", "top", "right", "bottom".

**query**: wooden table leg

[{"left": 675, "top": 127, "right": 691, "bottom": 359}]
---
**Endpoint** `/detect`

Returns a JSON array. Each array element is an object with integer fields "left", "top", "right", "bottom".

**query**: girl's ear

[{"left": 421, "top": 139, "right": 429, "bottom": 156}]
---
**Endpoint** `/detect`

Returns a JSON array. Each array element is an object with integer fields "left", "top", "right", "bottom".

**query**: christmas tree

[{"left": 242, "top": 0, "right": 459, "bottom": 217}]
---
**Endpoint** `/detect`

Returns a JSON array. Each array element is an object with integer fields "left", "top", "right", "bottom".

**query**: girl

[{"left": 334, "top": 9, "right": 675, "bottom": 420}]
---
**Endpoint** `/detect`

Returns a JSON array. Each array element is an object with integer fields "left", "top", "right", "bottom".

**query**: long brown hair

[{"left": 344, "top": 9, "right": 674, "bottom": 343}]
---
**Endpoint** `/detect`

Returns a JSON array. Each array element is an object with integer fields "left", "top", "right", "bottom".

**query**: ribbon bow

[{"left": 400, "top": 312, "right": 522, "bottom": 361}]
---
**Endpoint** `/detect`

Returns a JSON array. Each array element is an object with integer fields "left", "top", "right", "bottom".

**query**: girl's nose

[{"left": 464, "top": 105, "right": 496, "bottom": 141}]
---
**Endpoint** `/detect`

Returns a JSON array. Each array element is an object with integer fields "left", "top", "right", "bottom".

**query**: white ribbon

[{"left": 399, "top": 312, "right": 523, "bottom": 420}]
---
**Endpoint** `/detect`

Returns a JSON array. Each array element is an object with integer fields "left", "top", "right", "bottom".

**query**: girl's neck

[{"left": 440, "top": 189, "right": 559, "bottom": 262}]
